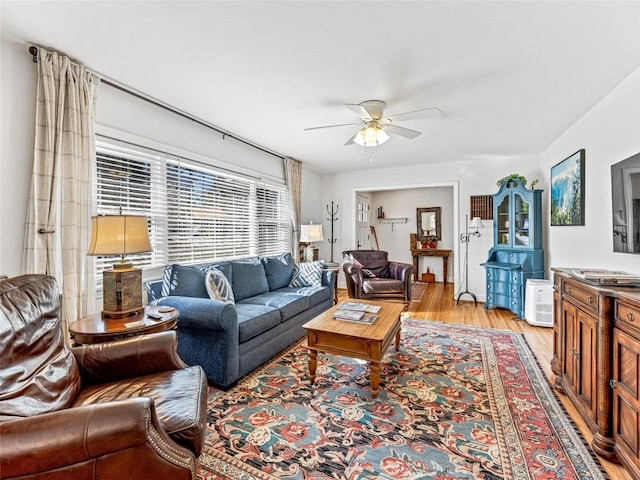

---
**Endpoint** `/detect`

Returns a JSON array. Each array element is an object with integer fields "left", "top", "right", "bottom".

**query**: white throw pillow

[
  {"left": 205, "top": 268, "right": 235, "bottom": 304},
  {"left": 289, "top": 261, "right": 323, "bottom": 287}
]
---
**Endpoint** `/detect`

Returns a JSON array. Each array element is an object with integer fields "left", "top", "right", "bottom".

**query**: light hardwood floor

[{"left": 337, "top": 282, "right": 633, "bottom": 480}]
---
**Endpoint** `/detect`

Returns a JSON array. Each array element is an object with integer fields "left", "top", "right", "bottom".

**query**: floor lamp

[{"left": 456, "top": 215, "right": 482, "bottom": 305}]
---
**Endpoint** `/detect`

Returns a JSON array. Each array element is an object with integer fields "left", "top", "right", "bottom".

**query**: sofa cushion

[
  {"left": 238, "top": 292, "right": 309, "bottom": 322},
  {"left": 205, "top": 269, "right": 235, "bottom": 304},
  {"left": 167, "top": 265, "right": 209, "bottom": 298},
  {"left": 234, "top": 304, "right": 281, "bottom": 343},
  {"left": 72, "top": 366, "right": 206, "bottom": 455},
  {"left": 262, "top": 252, "right": 295, "bottom": 291},
  {"left": 231, "top": 261, "right": 269, "bottom": 301},
  {"left": 279, "top": 285, "right": 331, "bottom": 308},
  {"left": 362, "top": 278, "right": 404, "bottom": 294},
  {"left": 289, "top": 261, "right": 323, "bottom": 287}
]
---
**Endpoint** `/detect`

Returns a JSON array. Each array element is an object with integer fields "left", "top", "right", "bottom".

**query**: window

[{"left": 94, "top": 139, "right": 290, "bottom": 277}]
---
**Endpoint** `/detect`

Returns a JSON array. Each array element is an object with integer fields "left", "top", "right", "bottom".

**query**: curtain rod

[
  {"left": 28, "top": 46, "right": 286, "bottom": 161},
  {"left": 96, "top": 132, "right": 263, "bottom": 182}
]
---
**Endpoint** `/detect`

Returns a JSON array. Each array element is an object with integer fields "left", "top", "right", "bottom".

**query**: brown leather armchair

[
  {"left": 342, "top": 250, "right": 414, "bottom": 309},
  {"left": 0, "top": 274, "right": 208, "bottom": 480}
]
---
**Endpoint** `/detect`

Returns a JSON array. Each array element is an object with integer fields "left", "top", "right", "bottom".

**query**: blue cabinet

[{"left": 481, "top": 180, "right": 544, "bottom": 318}]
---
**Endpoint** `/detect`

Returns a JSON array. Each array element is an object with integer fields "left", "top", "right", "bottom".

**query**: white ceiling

[{"left": 2, "top": 1, "right": 640, "bottom": 173}]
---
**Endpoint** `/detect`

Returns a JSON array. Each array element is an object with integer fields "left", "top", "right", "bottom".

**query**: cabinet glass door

[
  {"left": 513, "top": 192, "right": 530, "bottom": 246},
  {"left": 497, "top": 195, "right": 510, "bottom": 246}
]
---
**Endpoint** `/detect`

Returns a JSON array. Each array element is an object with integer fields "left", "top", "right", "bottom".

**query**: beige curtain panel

[
  {"left": 22, "top": 47, "right": 100, "bottom": 337},
  {"left": 284, "top": 157, "right": 302, "bottom": 261}
]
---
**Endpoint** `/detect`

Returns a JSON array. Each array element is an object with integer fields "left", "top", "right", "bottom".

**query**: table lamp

[
  {"left": 88, "top": 213, "right": 151, "bottom": 318},
  {"left": 299, "top": 223, "right": 323, "bottom": 262}
]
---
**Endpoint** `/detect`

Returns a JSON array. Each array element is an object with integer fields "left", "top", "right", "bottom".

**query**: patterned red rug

[
  {"left": 198, "top": 320, "right": 606, "bottom": 480},
  {"left": 410, "top": 282, "right": 427, "bottom": 302}
]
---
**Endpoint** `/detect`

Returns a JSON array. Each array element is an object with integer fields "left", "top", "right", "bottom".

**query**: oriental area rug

[
  {"left": 197, "top": 320, "right": 606, "bottom": 480},
  {"left": 410, "top": 282, "right": 427, "bottom": 302}
]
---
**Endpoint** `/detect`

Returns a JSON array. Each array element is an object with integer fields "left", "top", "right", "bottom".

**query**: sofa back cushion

[
  {"left": 231, "top": 260, "right": 269, "bottom": 301},
  {"left": 166, "top": 265, "right": 209, "bottom": 298},
  {"left": 343, "top": 250, "right": 390, "bottom": 278},
  {"left": 0, "top": 275, "right": 80, "bottom": 419},
  {"left": 262, "top": 252, "right": 295, "bottom": 291}
]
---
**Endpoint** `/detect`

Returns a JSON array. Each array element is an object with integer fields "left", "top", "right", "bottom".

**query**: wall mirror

[
  {"left": 611, "top": 152, "right": 640, "bottom": 253},
  {"left": 417, "top": 207, "right": 441, "bottom": 240}
]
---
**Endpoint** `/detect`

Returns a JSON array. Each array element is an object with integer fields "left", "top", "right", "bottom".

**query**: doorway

[{"left": 356, "top": 194, "right": 370, "bottom": 250}]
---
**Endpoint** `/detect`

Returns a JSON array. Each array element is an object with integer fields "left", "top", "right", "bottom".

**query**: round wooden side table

[{"left": 69, "top": 306, "right": 179, "bottom": 345}]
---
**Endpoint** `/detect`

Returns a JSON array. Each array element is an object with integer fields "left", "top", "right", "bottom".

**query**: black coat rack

[
  {"left": 326, "top": 202, "right": 339, "bottom": 263},
  {"left": 456, "top": 215, "right": 481, "bottom": 305}
]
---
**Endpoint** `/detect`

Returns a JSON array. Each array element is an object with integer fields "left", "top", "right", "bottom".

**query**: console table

[{"left": 410, "top": 249, "right": 451, "bottom": 283}]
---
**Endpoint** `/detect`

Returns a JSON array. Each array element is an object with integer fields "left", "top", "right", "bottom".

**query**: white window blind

[{"left": 94, "top": 139, "right": 290, "bottom": 277}]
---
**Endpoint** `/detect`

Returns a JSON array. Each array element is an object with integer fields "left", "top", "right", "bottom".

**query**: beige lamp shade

[
  {"left": 88, "top": 215, "right": 151, "bottom": 264},
  {"left": 299, "top": 224, "right": 324, "bottom": 243},
  {"left": 469, "top": 217, "right": 483, "bottom": 230}
]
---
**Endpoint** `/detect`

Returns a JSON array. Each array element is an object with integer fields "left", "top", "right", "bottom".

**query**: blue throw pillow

[
  {"left": 289, "top": 261, "right": 323, "bottom": 287},
  {"left": 262, "top": 252, "right": 295, "bottom": 291},
  {"left": 167, "top": 264, "right": 209, "bottom": 298},
  {"left": 231, "top": 261, "right": 269, "bottom": 301}
]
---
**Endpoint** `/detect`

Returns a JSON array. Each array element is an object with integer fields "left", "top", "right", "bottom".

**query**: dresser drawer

[
  {"left": 562, "top": 278, "right": 598, "bottom": 314},
  {"left": 487, "top": 281, "right": 510, "bottom": 295},
  {"left": 616, "top": 300, "right": 640, "bottom": 334}
]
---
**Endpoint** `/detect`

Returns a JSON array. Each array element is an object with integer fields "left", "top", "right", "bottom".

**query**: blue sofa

[{"left": 145, "top": 253, "right": 335, "bottom": 388}]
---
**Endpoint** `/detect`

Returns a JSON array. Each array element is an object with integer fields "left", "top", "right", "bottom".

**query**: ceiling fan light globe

[{"left": 353, "top": 122, "right": 390, "bottom": 147}]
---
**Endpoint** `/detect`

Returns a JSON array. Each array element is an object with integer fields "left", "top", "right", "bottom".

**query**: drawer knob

[
  {"left": 627, "top": 312, "right": 634, "bottom": 322},
  {"left": 586, "top": 296, "right": 593, "bottom": 304},
  {"left": 566, "top": 286, "right": 572, "bottom": 293}
]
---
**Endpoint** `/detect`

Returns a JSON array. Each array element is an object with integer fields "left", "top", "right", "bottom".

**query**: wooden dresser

[
  {"left": 612, "top": 290, "right": 640, "bottom": 479},
  {"left": 552, "top": 269, "right": 640, "bottom": 477}
]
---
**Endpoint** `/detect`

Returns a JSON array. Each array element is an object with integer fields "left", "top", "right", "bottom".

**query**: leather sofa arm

[
  {"left": 342, "top": 263, "right": 364, "bottom": 298},
  {"left": 0, "top": 398, "right": 194, "bottom": 479},
  {"left": 72, "top": 331, "right": 187, "bottom": 385},
  {"left": 389, "top": 261, "right": 414, "bottom": 282}
]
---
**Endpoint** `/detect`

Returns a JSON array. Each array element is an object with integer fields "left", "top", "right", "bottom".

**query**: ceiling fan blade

[
  {"left": 344, "top": 103, "right": 372, "bottom": 120},
  {"left": 345, "top": 100, "right": 387, "bottom": 120},
  {"left": 304, "top": 123, "right": 360, "bottom": 131},
  {"left": 384, "top": 124, "right": 422, "bottom": 140},
  {"left": 384, "top": 107, "right": 442, "bottom": 122},
  {"left": 344, "top": 131, "right": 359, "bottom": 146}
]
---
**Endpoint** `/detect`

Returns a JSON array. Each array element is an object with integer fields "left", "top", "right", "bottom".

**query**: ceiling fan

[{"left": 304, "top": 100, "right": 442, "bottom": 147}]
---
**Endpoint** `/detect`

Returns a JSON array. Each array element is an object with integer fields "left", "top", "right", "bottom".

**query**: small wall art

[{"left": 551, "top": 149, "right": 585, "bottom": 226}]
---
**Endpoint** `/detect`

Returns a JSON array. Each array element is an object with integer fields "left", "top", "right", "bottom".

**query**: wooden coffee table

[{"left": 302, "top": 300, "right": 404, "bottom": 398}]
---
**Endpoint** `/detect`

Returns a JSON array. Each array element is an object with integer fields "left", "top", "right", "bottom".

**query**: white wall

[
  {"left": 3, "top": 30, "right": 637, "bottom": 289},
  {"left": 319, "top": 158, "right": 543, "bottom": 299},
  {"left": 370, "top": 187, "right": 454, "bottom": 282},
  {"left": 540, "top": 66, "right": 640, "bottom": 274},
  {"left": 0, "top": 35, "right": 37, "bottom": 277},
  {"left": 0, "top": 33, "right": 323, "bottom": 278}
]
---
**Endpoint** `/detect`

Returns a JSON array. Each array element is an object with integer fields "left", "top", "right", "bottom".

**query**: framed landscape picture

[{"left": 551, "top": 149, "right": 585, "bottom": 226}]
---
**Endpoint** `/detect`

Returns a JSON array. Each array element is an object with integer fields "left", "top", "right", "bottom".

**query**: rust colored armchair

[
  {"left": 342, "top": 250, "right": 414, "bottom": 309},
  {"left": 0, "top": 275, "right": 208, "bottom": 480}
]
